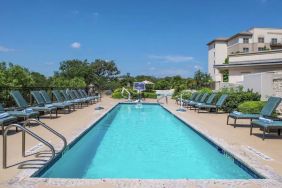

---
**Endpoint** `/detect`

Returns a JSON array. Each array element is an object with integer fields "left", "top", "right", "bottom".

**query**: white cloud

[
  {"left": 0, "top": 45, "right": 15, "bottom": 52},
  {"left": 71, "top": 42, "right": 81, "bottom": 49},
  {"left": 148, "top": 55, "right": 194, "bottom": 63}
]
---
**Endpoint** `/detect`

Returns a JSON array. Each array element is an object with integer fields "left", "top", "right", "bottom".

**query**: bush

[
  {"left": 238, "top": 101, "right": 266, "bottom": 114},
  {"left": 199, "top": 87, "right": 212, "bottom": 94},
  {"left": 143, "top": 92, "right": 157, "bottom": 99},
  {"left": 172, "top": 90, "right": 192, "bottom": 100},
  {"left": 215, "top": 90, "right": 261, "bottom": 112},
  {"left": 112, "top": 88, "right": 157, "bottom": 99}
]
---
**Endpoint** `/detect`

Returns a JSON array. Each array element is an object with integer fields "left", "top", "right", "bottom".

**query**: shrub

[
  {"left": 112, "top": 88, "right": 157, "bottom": 99},
  {"left": 199, "top": 87, "right": 212, "bottom": 94},
  {"left": 215, "top": 90, "right": 261, "bottom": 112},
  {"left": 172, "top": 90, "right": 192, "bottom": 100},
  {"left": 143, "top": 92, "right": 157, "bottom": 99},
  {"left": 238, "top": 101, "right": 266, "bottom": 114}
]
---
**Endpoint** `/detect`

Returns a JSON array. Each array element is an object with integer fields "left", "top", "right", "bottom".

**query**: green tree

[
  {"left": 59, "top": 59, "right": 89, "bottom": 79},
  {"left": 193, "top": 70, "right": 212, "bottom": 89},
  {"left": 30, "top": 72, "right": 49, "bottom": 87},
  {"left": 88, "top": 59, "right": 120, "bottom": 91},
  {"left": 69, "top": 77, "right": 87, "bottom": 88},
  {"left": 5, "top": 63, "right": 34, "bottom": 87}
]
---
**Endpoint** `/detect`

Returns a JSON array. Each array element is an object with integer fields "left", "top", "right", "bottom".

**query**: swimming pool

[{"left": 35, "top": 103, "right": 261, "bottom": 179}]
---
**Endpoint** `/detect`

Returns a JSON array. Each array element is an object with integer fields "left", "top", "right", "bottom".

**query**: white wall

[
  {"left": 208, "top": 41, "right": 227, "bottom": 82},
  {"left": 243, "top": 72, "right": 274, "bottom": 100},
  {"left": 250, "top": 28, "right": 282, "bottom": 44},
  {"left": 229, "top": 50, "right": 282, "bottom": 63}
]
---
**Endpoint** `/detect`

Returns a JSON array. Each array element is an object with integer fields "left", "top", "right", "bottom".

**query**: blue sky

[{"left": 1, "top": 0, "right": 282, "bottom": 77}]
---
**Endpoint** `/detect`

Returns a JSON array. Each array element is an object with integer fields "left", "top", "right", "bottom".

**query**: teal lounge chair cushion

[
  {"left": 252, "top": 119, "right": 282, "bottom": 129},
  {"left": 0, "top": 115, "right": 17, "bottom": 126},
  {"left": 229, "top": 111, "right": 260, "bottom": 119},
  {"left": 229, "top": 96, "right": 282, "bottom": 119},
  {"left": 0, "top": 112, "right": 10, "bottom": 119}
]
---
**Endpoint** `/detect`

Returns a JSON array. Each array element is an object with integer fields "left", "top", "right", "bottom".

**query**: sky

[{"left": 1, "top": 0, "right": 282, "bottom": 77}]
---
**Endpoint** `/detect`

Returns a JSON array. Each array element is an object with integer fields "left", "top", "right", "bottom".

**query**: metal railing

[
  {"left": 3, "top": 124, "right": 55, "bottom": 168},
  {"left": 23, "top": 119, "right": 67, "bottom": 154}
]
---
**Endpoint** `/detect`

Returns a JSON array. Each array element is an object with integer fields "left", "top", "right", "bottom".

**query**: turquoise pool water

[{"left": 37, "top": 104, "right": 259, "bottom": 179}]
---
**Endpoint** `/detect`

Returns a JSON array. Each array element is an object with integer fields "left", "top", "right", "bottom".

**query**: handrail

[
  {"left": 23, "top": 119, "right": 67, "bottom": 153},
  {"left": 121, "top": 87, "right": 131, "bottom": 101},
  {"left": 157, "top": 95, "right": 167, "bottom": 104},
  {"left": 3, "top": 124, "right": 55, "bottom": 168}
]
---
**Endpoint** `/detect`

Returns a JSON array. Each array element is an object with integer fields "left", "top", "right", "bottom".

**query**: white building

[{"left": 207, "top": 28, "right": 282, "bottom": 88}]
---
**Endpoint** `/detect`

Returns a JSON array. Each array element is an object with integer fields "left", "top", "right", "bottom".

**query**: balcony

[{"left": 214, "top": 49, "right": 282, "bottom": 70}]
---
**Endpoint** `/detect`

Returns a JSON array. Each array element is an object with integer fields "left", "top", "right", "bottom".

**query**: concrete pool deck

[{"left": 1, "top": 97, "right": 282, "bottom": 187}]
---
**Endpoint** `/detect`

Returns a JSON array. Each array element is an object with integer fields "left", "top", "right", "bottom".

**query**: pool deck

[{"left": 1, "top": 97, "right": 282, "bottom": 187}]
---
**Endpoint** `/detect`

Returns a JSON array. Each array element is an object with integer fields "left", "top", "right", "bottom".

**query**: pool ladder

[{"left": 2, "top": 119, "right": 67, "bottom": 169}]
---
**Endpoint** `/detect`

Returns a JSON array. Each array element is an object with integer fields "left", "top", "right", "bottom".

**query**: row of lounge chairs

[
  {"left": 179, "top": 92, "right": 282, "bottom": 140},
  {"left": 0, "top": 89, "right": 99, "bottom": 134},
  {"left": 182, "top": 92, "right": 228, "bottom": 113}
]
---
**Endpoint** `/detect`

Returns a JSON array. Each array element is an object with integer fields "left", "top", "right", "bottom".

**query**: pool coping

[{"left": 4, "top": 102, "right": 282, "bottom": 187}]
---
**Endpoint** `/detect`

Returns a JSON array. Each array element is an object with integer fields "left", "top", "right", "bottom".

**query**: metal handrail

[
  {"left": 23, "top": 119, "right": 67, "bottom": 153},
  {"left": 3, "top": 124, "right": 55, "bottom": 168}
]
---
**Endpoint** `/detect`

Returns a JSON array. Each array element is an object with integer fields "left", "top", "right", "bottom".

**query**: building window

[
  {"left": 258, "top": 47, "right": 264, "bottom": 51},
  {"left": 243, "top": 48, "right": 249, "bottom": 53},
  {"left": 258, "top": 37, "right": 264, "bottom": 43},
  {"left": 271, "top": 38, "right": 278, "bottom": 44},
  {"left": 243, "top": 38, "right": 249, "bottom": 44}
]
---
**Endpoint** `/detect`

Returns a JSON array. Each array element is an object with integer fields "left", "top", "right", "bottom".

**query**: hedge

[
  {"left": 215, "top": 90, "right": 261, "bottom": 112},
  {"left": 112, "top": 88, "right": 157, "bottom": 99},
  {"left": 238, "top": 101, "right": 266, "bottom": 114}
]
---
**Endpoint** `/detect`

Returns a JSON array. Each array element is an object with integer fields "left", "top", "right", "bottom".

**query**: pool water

[{"left": 38, "top": 104, "right": 259, "bottom": 179}]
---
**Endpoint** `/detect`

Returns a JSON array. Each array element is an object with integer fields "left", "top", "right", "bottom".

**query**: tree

[
  {"left": 59, "top": 59, "right": 89, "bottom": 79},
  {"left": 5, "top": 63, "right": 34, "bottom": 87},
  {"left": 193, "top": 70, "right": 212, "bottom": 89},
  {"left": 30, "top": 72, "right": 49, "bottom": 87},
  {"left": 0, "top": 62, "right": 7, "bottom": 86},
  {"left": 88, "top": 59, "right": 120, "bottom": 91}
]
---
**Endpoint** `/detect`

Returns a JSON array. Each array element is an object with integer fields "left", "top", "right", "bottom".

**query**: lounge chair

[
  {"left": 0, "top": 111, "right": 17, "bottom": 134},
  {"left": 81, "top": 89, "right": 100, "bottom": 102},
  {"left": 72, "top": 90, "right": 91, "bottom": 105},
  {"left": 60, "top": 90, "right": 83, "bottom": 108},
  {"left": 227, "top": 97, "right": 282, "bottom": 127},
  {"left": 39, "top": 90, "right": 73, "bottom": 113},
  {"left": 65, "top": 90, "right": 87, "bottom": 107},
  {"left": 184, "top": 93, "right": 202, "bottom": 108},
  {"left": 189, "top": 93, "right": 209, "bottom": 110},
  {"left": 197, "top": 94, "right": 228, "bottom": 113},
  {"left": 0, "top": 103, "right": 39, "bottom": 120},
  {"left": 11, "top": 90, "right": 57, "bottom": 119},
  {"left": 250, "top": 117, "right": 282, "bottom": 140},
  {"left": 52, "top": 90, "right": 77, "bottom": 110},
  {"left": 78, "top": 89, "right": 97, "bottom": 103},
  {"left": 177, "top": 92, "right": 195, "bottom": 105},
  {"left": 195, "top": 93, "right": 217, "bottom": 111}
]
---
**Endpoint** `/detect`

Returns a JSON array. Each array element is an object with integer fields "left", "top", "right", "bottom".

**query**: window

[
  {"left": 243, "top": 48, "right": 249, "bottom": 53},
  {"left": 258, "top": 47, "right": 264, "bottom": 51},
  {"left": 271, "top": 38, "right": 278, "bottom": 44},
  {"left": 258, "top": 37, "right": 264, "bottom": 43},
  {"left": 243, "top": 38, "right": 249, "bottom": 44}
]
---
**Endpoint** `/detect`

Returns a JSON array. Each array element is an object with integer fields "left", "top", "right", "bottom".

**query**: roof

[
  {"left": 207, "top": 31, "right": 252, "bottom": 46},
  {"left": 207, "top": 38, "right": 228, "bottom": 45}
]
